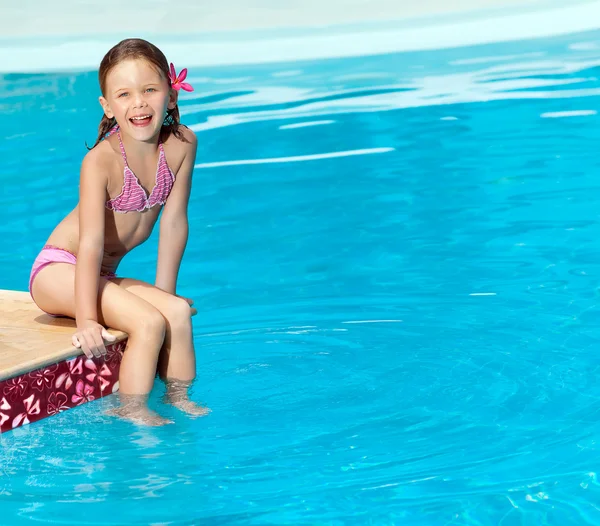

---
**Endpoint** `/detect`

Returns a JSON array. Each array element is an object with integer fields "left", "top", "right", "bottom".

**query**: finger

[
  {"left": 91, "top": 342, "right": 102, "bottom": 358},
  {"left": 79, "top": 337, "right": 94, "bottom": 359},
  {"left": 101, "top": 328, "right": 117, "bottom": 342},
  {"left": 84, "top": 334, "right": 102, "bottom": 358},
  {"left": 179, "top": 295, "right": 193, "bottom": 306},
  {"left": 92, "top": 331, "right": 107, "bottom": 356},
  {"left": 83, "top": 335, "right": 97, "bottom": 358},
  {"left": 72, "top": 335, "right": 81, "bottom": 348}
]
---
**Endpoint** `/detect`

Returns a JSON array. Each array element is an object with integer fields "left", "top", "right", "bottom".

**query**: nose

[{"left": 132, "top": 91, "right": 148, "bottom": 108}]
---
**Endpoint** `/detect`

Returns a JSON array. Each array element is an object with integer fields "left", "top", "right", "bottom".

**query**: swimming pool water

[{"left": 1, "top": 29, "right": 600, "bottom": 525}]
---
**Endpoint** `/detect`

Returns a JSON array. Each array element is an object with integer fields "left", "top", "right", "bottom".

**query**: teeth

[{"left": 131, "top": 115, "right": 151, "bottom": 120}]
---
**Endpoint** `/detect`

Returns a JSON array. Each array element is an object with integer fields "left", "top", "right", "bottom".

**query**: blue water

[{"left": 1, "top": 29, "right": 600, "bottom": 524}]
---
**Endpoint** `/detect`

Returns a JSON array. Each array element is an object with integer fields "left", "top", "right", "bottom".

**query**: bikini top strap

[
  {"left": 116, "top": 131, "right": 129, "bottom": 167},
  {"left": 115, "top": 128, "right": 165, "bottom": 167},
  {"left": 158, "top": 140, "right": 168, "bottom": 165}
]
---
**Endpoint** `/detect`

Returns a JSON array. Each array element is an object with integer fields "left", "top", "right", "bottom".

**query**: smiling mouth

[{"left": 129, "top": 115, "right": 153, "bottom": 127}]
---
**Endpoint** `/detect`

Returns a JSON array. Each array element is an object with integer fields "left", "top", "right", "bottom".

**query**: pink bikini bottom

[{"left": 29, "top": 244, "right": 117, "bottom": 316}]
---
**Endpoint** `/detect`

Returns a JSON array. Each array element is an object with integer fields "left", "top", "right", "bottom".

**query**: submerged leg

[
  {"left": 110, "top": 278, "right": 211, "bottom": 417},
  {"left": 164, "top": 378, "right": 211, "bottom": 417},
  {"left": 106, "top": 393, "right": 174, "bottom": 426}
]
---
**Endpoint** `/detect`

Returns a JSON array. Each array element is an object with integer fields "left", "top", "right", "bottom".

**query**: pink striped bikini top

[{"left": 105, "top": 126, "right": 175, "bottom": 213}]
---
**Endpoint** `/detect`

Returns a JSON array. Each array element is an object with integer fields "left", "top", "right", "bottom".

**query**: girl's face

[{"left": 99, "top": 58, "right": 177, "bottom": 141}]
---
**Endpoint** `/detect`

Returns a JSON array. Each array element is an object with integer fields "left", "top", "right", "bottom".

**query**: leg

[
  {"left": 113, "top": 279, "right": 195, "bottom": 382},
  {"left": 30, "top": 263, "right": 172, "bottom": 426},
  {"left": 112, "top": 278, "right": 209, "bottom": 417}
]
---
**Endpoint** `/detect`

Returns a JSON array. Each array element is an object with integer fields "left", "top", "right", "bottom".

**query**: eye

[
  {"left": 118, "top": 92, "right": 129, "bottom": 98},
  {"left": 145, "top": 88, "right": 156, "bottom": 93}
]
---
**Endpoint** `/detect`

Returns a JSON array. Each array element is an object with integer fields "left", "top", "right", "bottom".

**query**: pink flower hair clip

[{"left": 169, "top": 63, "right": 194, "bottom": 92}]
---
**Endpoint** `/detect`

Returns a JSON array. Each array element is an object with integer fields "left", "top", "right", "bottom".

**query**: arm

[
  {"left": 155, "top": 129, "right": 198, "bottom": 295},
  {"left": 75, "top": 152, "right": 108, "bottom": 326}
]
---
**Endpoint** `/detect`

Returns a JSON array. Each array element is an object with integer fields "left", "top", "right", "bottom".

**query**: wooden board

[{"left": 0, "top": 290, "right": 127, "bottom": 381}]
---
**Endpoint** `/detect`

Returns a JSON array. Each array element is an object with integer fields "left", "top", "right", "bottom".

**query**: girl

[{"left": 28, "top": 38, "right": 208, "bottom": 426}]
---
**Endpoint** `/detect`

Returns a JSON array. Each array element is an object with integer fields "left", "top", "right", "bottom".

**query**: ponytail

[
  {"left": 160, "top": 105, "right": 186, "bottom": 144},
  {"left": 87, "top": 114, "right": 117, "bottom": 150}
]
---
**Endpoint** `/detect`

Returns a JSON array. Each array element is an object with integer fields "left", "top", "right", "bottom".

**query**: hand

[
  {"left": 176, "top": 295, "right": 197, "bottom": 317},
  {"left": 72, "top": 319, "right": 117, "bottom": 359}
]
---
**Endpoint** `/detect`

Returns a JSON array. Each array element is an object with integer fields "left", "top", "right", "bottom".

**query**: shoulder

[
  {"left": 80, "top": 140, "right": 119, "bottom": 184},
  {"left": 175, "top": 124, "right": 197, "bottom": 156},
  {"left": 165, "top": 125, "right": 195, "bottom": 150},
  {"left": 164, "top": 125, "right": 197, "bottom": 173},
  {"left": 179, "top": 124, "right": 197, "bottom": 145}
]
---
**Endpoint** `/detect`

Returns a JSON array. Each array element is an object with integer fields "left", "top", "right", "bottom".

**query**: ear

[
  {"left": 167, "top": 88, "right": 178, "bottom": 110},
  {"left": 99, "top": 96, "right": 114, "bottom": 119}
]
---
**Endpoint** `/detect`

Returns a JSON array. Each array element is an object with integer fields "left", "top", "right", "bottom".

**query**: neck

[{"left": 119, "top": 127, "right": 161, "bottom": 160}]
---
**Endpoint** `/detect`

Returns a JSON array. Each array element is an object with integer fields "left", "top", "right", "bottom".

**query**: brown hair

[{"left": 88, "top": 38, "right": 186, "bottom": 150}]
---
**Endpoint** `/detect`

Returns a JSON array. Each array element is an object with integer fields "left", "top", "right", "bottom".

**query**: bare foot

[
  {"left": 168, "top": 399, "right": 211, "bottom": 417},
  {"left": 106, "top": 394, "right": 174, "bottom": 427},
  {"left": 164, "top": 378, "right": 211, "bottom": 418}
]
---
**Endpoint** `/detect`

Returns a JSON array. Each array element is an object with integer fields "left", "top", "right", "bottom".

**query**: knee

[
  {"left": 163, "top": 296, "right": 193, "bottom": 330},
  {"left": 134, "top": 307, "right": 167, "bottom": 343}
]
